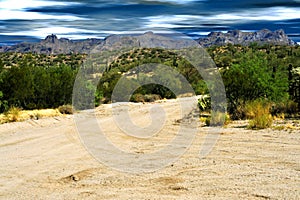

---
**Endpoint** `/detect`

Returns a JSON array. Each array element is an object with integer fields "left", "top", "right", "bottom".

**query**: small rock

[{"left": 71, "top": 175, "right": 79, "bottom": 181}]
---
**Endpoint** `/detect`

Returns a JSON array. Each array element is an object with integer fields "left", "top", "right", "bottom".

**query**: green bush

[{"left": 58, "top": 105, "right": 74, "bottom": 114}]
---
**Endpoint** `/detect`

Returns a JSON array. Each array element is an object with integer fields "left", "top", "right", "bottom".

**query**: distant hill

[
  {"left": 0, "top": 34, "right": 104, "bottom": 54},
  {"left": 0, "top": 29, "right": 296, "bottom": 54}
]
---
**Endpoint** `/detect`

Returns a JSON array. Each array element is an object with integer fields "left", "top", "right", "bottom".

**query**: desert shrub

[
  {"left": 245, "top": 99, "right": 273, "bottom": 129},
  {"left": 198, "top": 95, "right": 211, "bottom": 112},
  {"left": 4, "top": 106, "right": 22, "bottom": 122},
  {"left": 270, "top": 101, "right": 286, "bottom": 116},
  {"left": 29, "top": 111, "right": 42, "bottom": 120},
  {"left": 270, "top": 100, "right": 298, "bottom": 117},
  {"left": 205, "top": 112, "right": 230, "bottom": 126},
  {"left": 285, "top": 101, "right": 298, "bottom": 115},
  {"left": 130, "top": 94, "right": 161, "bottom": 103},
  {"left": 231, "top": 103, "right": 247, "bottom": 120},
  {"left": 199, "top": 117, "right": 207, "bottom": 125},
  {"left": 177, "top": 93, "right": 194, "bottom": 98},
  {"left": 131, "top": 93, "right": 145, "bottom": 103},
  {"left": 205, "top": 117, "right": 211, "bottom": 126},
  {"left": 272, "top": 125, "right": 285, "bottom": 131},
  {"left": 58, "top": 105, "right": 74, "bottom": 114},
  {"left": 28, "top": 109, "right": 60, "bottom": 119},
  {"left": 99, "top": 97, "right": 111, "bottom": 104},
  {"left": 248, "top": 114, "right": 273, "bottom": 129},
  {"left": 144, "top": 94, "right": 161, "bottom": 102},
  {"left": 224, "top": 113, "right": 231, "bottom": 125},
  {"left": 0, "top": 91, "right": 8, "bottom": 113}
]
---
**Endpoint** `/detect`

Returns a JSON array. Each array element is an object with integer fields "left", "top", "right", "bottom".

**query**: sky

[{"left": 0, "top": 0, "right": 299, "bottom": 45}]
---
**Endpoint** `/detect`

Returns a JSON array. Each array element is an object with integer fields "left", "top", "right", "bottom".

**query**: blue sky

[{"left": 0, "top": 0, "right": 299, "bottom": 44}]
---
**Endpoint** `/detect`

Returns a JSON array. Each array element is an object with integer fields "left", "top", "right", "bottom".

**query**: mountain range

[{"left": 0, "top": 29, "right": 296, "bottom": 54}]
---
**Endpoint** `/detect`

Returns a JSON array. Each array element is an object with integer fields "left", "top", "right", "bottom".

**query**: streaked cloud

[
  {"left": 143, "top": 15, "right": 201, "bottom": 28},
  {"left": 140, "top": 0, "right": 201, "bottom": 4},
  {"left": 0, "top": 0, "right": 299, "bottom": 43},
  {"left": 212, "top": 7, "right": 300, "bottom": 23},
  {"left": 0, "top": 0, "right": 83, "bottom": 21},
  {"left": 143, "top": 7, "right": 300, "bottom": 30},
  {"left": 0, "top": 10, "right": 85, "bottom": 21}
]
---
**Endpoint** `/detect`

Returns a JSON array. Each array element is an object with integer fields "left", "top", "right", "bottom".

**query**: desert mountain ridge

[{"left": 0, "top": 29, "right": 296, "bottom": 54}]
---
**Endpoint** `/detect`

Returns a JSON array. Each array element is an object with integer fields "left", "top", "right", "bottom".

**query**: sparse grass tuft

[
  {"left": 285, "top": 123, "right": 297, "bottom": 130},
  {"left": 203, "top": 112, "right": 230, "bottom": 127},
  {"left": 272, "top": 125, "right": 285, "bottom": 131},
  {"left": 4, "top": 106, "right": 22, "bottom": 122}
]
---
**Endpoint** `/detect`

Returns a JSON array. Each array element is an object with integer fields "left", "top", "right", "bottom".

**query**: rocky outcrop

[
  {"left": 0, "top": 29, "right": 296, "bottom": 54},
  {"left": 197, "top": 29, "right": 296, "bottom": 47}
]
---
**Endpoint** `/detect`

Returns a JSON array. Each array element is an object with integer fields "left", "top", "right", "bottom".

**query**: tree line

[{"left": 0, "top": 53, "right": 84, "bottom": 112}]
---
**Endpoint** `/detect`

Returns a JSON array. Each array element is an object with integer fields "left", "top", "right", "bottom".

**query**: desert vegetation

[{"left": 0, "top": 44, "right": 299, "bottom": 127}]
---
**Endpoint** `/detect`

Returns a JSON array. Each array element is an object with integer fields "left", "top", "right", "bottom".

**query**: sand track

[{"left": 0, "top": 99, "right": 299, "bottom": 199}]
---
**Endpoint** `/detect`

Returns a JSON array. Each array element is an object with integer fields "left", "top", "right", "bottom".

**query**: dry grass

[
  {"left": 200, "top": 112, "right": 230, "bottom": 127},
  {"left": 5, "top": 106, "right": 22, "bottom": 122},
  {"left": 245, "top": 100, "right": 273, "bottom": 129},
  {"left": 58, "top": 105, "right": 74, "bottom": 114},
  {"left": 0, "top": 108, "right": 62, "bottom": 124}
]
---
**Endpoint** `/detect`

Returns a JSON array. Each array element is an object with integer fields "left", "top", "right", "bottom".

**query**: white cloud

[
  {"left": 57, "top": 34, "right": 105, "bottom": 40},
  {"left": 101, "top": 30, "right": 175, "bottom": 35},
  {"left": 0, "top": 28, "right": 180, "bottom": 40},
  {"left": 0, "top": 0, "right": 79, "bottom": 10},
  {"left": 189, "top": 31, "right": 214, "bottom": 36},
  {"left": 0, "top": 27, "right": 98, "bottom": 38},
  {"left": 0, "top": 10, "right": 84, "bottom": 21}
]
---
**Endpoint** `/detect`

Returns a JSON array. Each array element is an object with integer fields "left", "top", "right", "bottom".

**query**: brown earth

[{"left": 0, "top": 99, "right": 299, "bottom": 200}]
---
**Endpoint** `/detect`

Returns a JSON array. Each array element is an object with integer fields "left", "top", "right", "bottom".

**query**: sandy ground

[{"left": 0, "top": 99, "right": 299, "bottom": 200}]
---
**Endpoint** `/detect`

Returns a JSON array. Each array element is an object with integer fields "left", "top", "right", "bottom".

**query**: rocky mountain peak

[
  {"left": 198, "top": 29, "right": 296, "bottom": 47},
  {"left": 44, "top": 34, "right": 59, "bottom": 44},
  {"left": 144, "top": 31, "right": 154, "bottom": 35}
]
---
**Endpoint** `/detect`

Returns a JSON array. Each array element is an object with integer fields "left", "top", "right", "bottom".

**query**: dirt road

[{"left": 0, "top": 99, "right": 299, "bottom": 199}]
